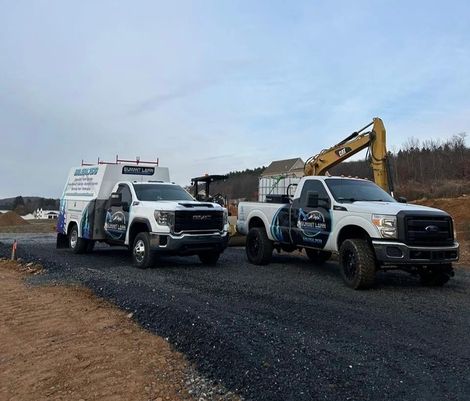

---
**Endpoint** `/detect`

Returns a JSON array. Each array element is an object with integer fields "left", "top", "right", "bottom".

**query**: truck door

[
  {"left": 104, "top": 184, "right": 132, "bottom": 242},
  {"left": 290, "top": 180, "right": 332, "bottom": 249}
]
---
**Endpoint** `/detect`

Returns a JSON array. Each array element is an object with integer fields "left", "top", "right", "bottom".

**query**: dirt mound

[
  {"left": 414, "top": 196, "right": 470, "bottom": 265},
  {"left": 414, "top": 196, "right": 470, "bottom": 231},
  {"left": 0, "top": 211, "right": 29, "bottom": 227}
]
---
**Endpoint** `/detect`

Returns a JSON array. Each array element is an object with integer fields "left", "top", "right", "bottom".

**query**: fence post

[{"left": 11, "top": 240, "right": 17, "bottom": 260}]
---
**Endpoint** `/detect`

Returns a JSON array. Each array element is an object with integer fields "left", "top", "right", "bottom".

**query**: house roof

[{"left": 261, "top": 158, "right": 304, "bottom": 177}]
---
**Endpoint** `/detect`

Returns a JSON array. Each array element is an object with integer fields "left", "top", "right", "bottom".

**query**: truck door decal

[
  {"left": 291, "top": 180, "right": 332, "bottom": 249},
  {"left": 104, "top": 184, "right": 131, "bottom": 242},
  {"left": 104, "top": 209, "right": 127, "bottom": 240},
  {"left": 294, "top": 207, "right": 331, "bottom": 248}
]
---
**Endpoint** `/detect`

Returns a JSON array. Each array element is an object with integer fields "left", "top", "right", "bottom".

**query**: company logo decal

[
  {"left": 297, "top": 208, "right": 327, "bottom": 239},
  {"left": 104, "top": 210, "right": 127, "bottom": 240},
  {"left": 193, "top": 214, "right": 211, "bottom": 221},
  {"left": 335, "top": 146, "right": 352, "bottom": 158},
  {"left": 425, "top": 225, "right": 439, "bottom": 233},
  {"left": 122, "top": 166, "right": 155, "bottom": 175},
  {"left": 74, "top": 167, "right": 99, "bottom": 176}
]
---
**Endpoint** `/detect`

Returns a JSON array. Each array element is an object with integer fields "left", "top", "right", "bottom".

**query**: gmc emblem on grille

[
  {"left": 425, "top": 225, "right": 439, "bottom": 233},
  {"left": 193, "top": 214, "right": 211, "bottom": 221}
]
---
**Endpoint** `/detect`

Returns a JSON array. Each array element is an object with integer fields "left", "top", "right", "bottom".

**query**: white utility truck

[
  {"left": 237, "top": 176, "right": 459, "bottom": 289},
  {"left": 57, "top": 162, "right": 229, "bottom": 268}
]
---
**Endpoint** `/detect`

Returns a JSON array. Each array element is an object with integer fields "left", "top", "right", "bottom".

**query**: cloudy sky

[{"left": 1, "top": 0, "right": 469, "bottom": 198}]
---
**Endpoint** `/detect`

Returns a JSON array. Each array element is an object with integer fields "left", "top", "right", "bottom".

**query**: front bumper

[
  {"left": 372, "top": 240, "right": 459, "bottom": 265},
  {"left": 149, "top": 231, "right": 229, "bottom": 255}
]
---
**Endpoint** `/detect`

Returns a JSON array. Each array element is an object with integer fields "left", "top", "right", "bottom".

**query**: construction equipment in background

[
  {"left": 304, "top": 117, "right": 394, "bottom": 194},
  {"left": 190, "top": 174, "right": 229, "bottom": 206},
  {"left": 190, "top": 174, "right": 241, "bottom": 239}
]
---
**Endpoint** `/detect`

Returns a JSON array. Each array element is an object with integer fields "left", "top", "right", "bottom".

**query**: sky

[{"left": 0, "top": 0, "right": 469, "bottom": 198}]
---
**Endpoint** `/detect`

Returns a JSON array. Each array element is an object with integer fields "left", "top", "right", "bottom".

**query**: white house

[
  {"left": 258, "top": 158, "right": 305, "bottom": 202},
  {"left": 33, "top": 208, "right": 59, "bottom": 219}
]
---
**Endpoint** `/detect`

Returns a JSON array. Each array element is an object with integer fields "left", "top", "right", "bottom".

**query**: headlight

[
  {"left": 154, "top": 210, "right": 174, "bottom": 227},
  {"left": 372, "top": 214, "right": 397, "bottom": 238},
  {"left": 223, "top": 209, "right": 228, "bottom": 225}
]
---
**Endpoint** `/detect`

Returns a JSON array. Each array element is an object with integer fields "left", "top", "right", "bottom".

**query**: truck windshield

[
  {"left": 325, "top": 179, "right": 395, "bottom": 203},
  {"left": 133, "top": 184, "right": 194, "bottom": 201}
]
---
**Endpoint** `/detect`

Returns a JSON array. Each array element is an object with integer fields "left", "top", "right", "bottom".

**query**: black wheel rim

[
  {"left": 343, "top": 250, "right": 357, "bottom": 280},
  {"left": 248, "top": 233, "right": 260, "bottom": 258}
]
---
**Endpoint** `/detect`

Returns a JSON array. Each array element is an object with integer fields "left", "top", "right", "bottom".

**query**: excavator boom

[{"left": 304, "top": 118, "right": 392, "bottom": 193}]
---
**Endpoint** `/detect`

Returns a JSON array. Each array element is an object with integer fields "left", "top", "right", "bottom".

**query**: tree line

[
  {"left": 207, "top": 134, "right": 469, "bottom": 201},
  {"left": 331, "top": 134, "right": 469, "bottom": 199}
]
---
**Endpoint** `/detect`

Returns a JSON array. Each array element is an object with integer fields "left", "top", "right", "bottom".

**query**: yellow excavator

[{"left": 304, "top": 117, "right": 394, "bottom": 194}]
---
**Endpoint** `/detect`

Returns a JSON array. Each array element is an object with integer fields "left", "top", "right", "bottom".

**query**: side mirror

[
  {"left": 397, "top": 196, "right": 407, "bottom": 203},
  {"left": 307, "top": 191, "right": 319, "bottom": 208},
  {"left": 110, "top": 192, "right": 122, "bottom": 207}
]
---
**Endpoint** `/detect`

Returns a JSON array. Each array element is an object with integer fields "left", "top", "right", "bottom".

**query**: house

[
  {"left": 258, "top": 158, "right": 305, "bottom": 202},
  {"left": 261, "top": 157, "right": 305, "bottom": 178},
  {"left": 33, "top": 208, "right": 59, "bottom": 219}
]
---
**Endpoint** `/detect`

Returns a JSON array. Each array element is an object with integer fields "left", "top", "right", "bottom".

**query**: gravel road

[{"left": 1, "top": 234, "right": 469, "bottom": 401}]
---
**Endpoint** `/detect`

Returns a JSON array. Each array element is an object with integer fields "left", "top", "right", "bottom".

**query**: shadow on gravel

[{"left": 270, "top": 251, "right": 466, "bottom": 292}]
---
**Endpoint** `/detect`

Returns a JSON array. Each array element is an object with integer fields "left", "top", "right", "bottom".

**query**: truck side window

[
  {"left": 300, "top": 180, "right": 330, "bottom": 208},
  {"left": 117, "top": 185, "right": 132, "bottom": 204}
]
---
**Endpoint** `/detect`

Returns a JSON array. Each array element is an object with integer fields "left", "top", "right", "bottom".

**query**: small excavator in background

[{"left": 304, "top": 117, "right": 394, "bottom": 195}]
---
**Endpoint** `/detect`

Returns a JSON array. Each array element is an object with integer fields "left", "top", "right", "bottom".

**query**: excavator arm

[{"left": 304, "top": 118, "right": 393, "bottom": 193}]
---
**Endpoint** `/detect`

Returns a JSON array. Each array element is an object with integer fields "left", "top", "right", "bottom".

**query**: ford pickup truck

[{"left": 237, "top": 176, "right": 459, "bottom": 289}]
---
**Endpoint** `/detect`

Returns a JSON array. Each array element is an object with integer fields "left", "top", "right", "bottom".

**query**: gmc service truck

[
  {"left": 237, "top": 176, "right": 459, "bottom": 289},
  {"left": 57, "top": 162, "right": 229, "bottom": 268}
]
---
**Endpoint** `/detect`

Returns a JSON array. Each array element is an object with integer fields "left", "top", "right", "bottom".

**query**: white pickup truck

[
  {"left": 237, "top": 176, "right": 459, "bottom": 289},
  {"left": 57, "top": 163, "right": 229, "bottom": 268}
]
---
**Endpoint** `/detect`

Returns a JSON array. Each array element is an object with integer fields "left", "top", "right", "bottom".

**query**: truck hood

[
  {"left": 342, "top": 201, "right": 449, "bottom": 216},
  {"left": 137, "top": 200, "right": 225, "bottom": 212}
]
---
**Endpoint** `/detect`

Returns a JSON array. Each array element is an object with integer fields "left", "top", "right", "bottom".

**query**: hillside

[
  {"left": 0, "top": 196, "right": 60, "bottom": 215},
  {"left": 207, "top": 134, "right": 469, "bottom": 202}
]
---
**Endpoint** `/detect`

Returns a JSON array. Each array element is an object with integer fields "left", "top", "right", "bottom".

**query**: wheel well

[
  {"left": 248, "top": 216, "right": 265, "bottom": 231},
  {"left": 67, "top": 221, "right": 77, "bottom": 235},
  {"left": 337, "top": 225, "right": 370, "bottom": 249},
  {"left": 129, "top": 221, "right": 149, "bottom": 246}
]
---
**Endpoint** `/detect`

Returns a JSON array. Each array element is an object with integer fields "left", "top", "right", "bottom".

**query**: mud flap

[{"left": 56, "top": 233, "right": 69, "bottom": 249}]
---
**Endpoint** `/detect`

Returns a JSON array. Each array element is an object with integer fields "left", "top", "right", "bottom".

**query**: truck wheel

[
  {"left": 198, "top": 251, "right": 220, "bottom": 265},
  {"left": 132, "top": 232, "right": 155, "bottom": 269},
  {"left": 246, "top": 227, "right": 273, "bottom": 265},
  {"left": 305, "top": 248, "right": 332, "bottom": 265},
  {"left": 339, "top": 239, "right": 376, "bottom": 289},
  {"left": 69, "top": 225, "right": 88, "bottom": 254},
  {"left": 419, "top": 264, "right": 452, "bottom": 286}
]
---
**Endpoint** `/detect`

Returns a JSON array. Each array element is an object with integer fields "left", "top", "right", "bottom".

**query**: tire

[
  {"left": 305, "top": 248, "right": 332, "bottom": 265},
  {"left": 339, "top": 239, "right": 376, "bottom": 289},
  {"left": 198, "top": 251, "right": 221, "bottom": 265},
  {"left": 246, "top": 227, "right": 273, "bottom": 265},
  {"left": 419, "top": 264, "right": 452, "bottom": 287},
  {"left": 132, "top": 232, "right": 155, "bottom": 269},
  {"left": 69, "top": 224, "right": 88, "bottom": 254}
]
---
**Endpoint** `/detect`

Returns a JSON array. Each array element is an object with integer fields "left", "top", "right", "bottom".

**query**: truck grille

[
  {"left": 174, "top": 210, "right": 224, "bottom": 233},
  {"left": 404, "top": 215, "right": 453, "bottom": 246}
]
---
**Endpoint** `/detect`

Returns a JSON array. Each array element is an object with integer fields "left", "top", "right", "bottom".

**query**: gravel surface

[{"left": 1, "top": 234, "right": 469, "bottom": 401}]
